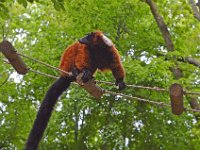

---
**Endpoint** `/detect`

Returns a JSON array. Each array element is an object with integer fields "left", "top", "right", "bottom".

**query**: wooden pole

[
  {"left": 76, "top": 73, "right": 103, "bottom": 99},
  {"left": 0, "top": 41, "right": 28, "bottom": 75},
  {"left": 170, "top": 83, "right": 184, "bottom": 115}
]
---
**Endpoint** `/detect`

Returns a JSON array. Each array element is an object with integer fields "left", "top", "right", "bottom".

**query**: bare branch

[
  {"left": 176, "top": 57, "right": 200, "bottom": 68},
  {"left": 190, "top": 0, "right": 200, "bottom": 21},
  {"left": 185, "top": 57, "right": 200, "bottom": 68},
  {"left": 0, "top": 73, "right": 9, "bottom": 88},
  {"left": 169, "top": 67, "right": 183, "bottom": 79},
  {"left": 0, "top": 23, "right": 5, "bottom": 40},
  {"left": 188, "top": 97, "right": 200, "bottom": 120},
  {"left": 197, "top": 0, "right": 200, "bottom": 10},
  {"left": 74, "top": 101, "right": 79, "bottom": 142},
  {"left": 145, "top": 0, "right": 174, "bottom": 51}
]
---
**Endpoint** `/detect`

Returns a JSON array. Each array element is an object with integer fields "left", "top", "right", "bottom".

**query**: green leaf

[{"left": 17, "top": 0, "right": 27, "bottom": 7}]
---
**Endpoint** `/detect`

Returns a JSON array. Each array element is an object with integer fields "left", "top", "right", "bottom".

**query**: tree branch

[
  {"left": 190, "top": 0, "right": 200, "bottom": 21},
  {"left": 175, "top": 57, "right": 200, "bottom": 68},
  {"left": 145, "top": 0, "right": 200, "bottom": 118},
  {"left": 0, "top": 23, "right": 5, "bottom": 40},
  {"left": 197, "top": 0, "right": 200, "bottom": 10},
  {"left": 0, "top": 73, "right": 9, "bottom": 88},
  {"left": 188, "top": 97, "right": 200, "bottom": 120},
  {"left": 169, "top": 67, "right": 183, "bottom": 80},
  {"left": 74, "top": 101, "right": 79, "bottom": 142},
  {"left": 146, "top": 0, "right": 200, "bottom": 68},
  {"left": 145, "top": 0, "right": 174, "bottom": 51},
  {"left": 157, "top": 53, "right": 200, "bottom": 68},
  {"left": 185, "top": 57, "right": 200, "bottom": 68}
]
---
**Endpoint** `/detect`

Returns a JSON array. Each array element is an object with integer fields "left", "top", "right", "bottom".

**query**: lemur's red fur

[
  {"left": 59, "top": 30, "right": 125, "bottom": 82},
  {"left": 59, "top": 43, "right": 91, "bottom": 73}
]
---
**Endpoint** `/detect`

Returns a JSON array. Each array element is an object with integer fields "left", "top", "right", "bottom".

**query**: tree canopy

[{"left": 0, "top": 0, "right": 200, "bottom": 149}]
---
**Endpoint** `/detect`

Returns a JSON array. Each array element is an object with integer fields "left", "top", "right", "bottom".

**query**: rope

[
  {"left": 17, "top": 53, "right": 72, "bottom": 77},
  {"left": 3, "top": 59, "right": 200, "bottom": 113},
  {"left": 2, "top": 51, "right": 200, "bottom": 96},
  {"left": 28, "top": 68, "right": 59, "bottom": 80},
  {"left": 27, "top": 69, "right": 200, "bottom": 113},
  {"left": 27, "top": 68, "right": 174, "bottom": 110},
  {"left": 97, "top": 80, "right": 200, "bottom": 96},
  {"left": 103, "top": 90, "right": 200, "bottom": 113},
  {"left": 1, "top": 52, "right": 200, "bottom": 113},
  {"left": 185, "top": 108, "right": 200, "bottom": 113},
  {"left": 28, "top": 68, "right": 78, "bottom": 86},
  {"left": 97, "top": 80, "right": 168, "bottom": 92},
  {"left": 103, "top": 90, "right": 171, "bottom": 107},
  {"left": 15, "top": 52, "right": 200, "bottom": 97},
  {"left": 184, "top": 91, "right": 200, "bottom": 96}
]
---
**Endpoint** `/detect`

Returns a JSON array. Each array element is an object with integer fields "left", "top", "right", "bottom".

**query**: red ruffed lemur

[{"left": 25, "top": 30, "right": 126, "bottom": 150}]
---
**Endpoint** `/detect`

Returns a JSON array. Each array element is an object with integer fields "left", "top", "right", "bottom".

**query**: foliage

[{"left": 0, "top": 0, "right": 200, "bottom": 149}]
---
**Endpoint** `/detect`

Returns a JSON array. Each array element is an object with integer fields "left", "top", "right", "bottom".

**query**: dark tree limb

[
  {"left": 190, "top": 0, "right": 200, "bottom": 21},
  {"left": 157, "top": 53, "right": 200, "bottom": 68},
  {"left": 185, "top": 57, "right": 200, "bottom": 68},
  {"left": 169, "top": 67, "right": 183, "bottom": 80},
  {"left": 145, "top": 0, "right": 174, "bottom": 51},
  {"left": 145, "top": 0, "right": 200, "bottom": 118},
  {"left": 189, "top": 97, "right": 200, "bottom": 110},
  {"left": 188, "top": 97, "right": 200, "bottom": 120},
  {"left": 146, "top": 0, "right": 200, "bottom": 68}
]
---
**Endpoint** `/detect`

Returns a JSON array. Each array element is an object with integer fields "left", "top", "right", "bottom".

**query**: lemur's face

[{"left": 79, "top": 31, "right": 113, "bottom": 47}]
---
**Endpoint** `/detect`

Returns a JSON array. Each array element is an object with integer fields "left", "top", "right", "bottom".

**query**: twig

[
  {"left": 190, "top": 0, "right": 200, "bottom": 21},
  {"left": 0, "top": 73, "right": 9, "bottom": 87}
]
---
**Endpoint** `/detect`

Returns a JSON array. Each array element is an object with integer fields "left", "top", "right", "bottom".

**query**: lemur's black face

[
  {"left": 79, "top": 32, "right": 94, "bottom": 45},
  {"left": 79, "top": 31, "right": 113, "bottom": 48}
]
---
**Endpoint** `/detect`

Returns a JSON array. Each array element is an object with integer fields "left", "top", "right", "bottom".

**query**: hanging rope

[
  {"left": 19, "top": 67, "right": 200, "bottom": 113},
  {"left": 103, "top": 90, "right": 200, "bottom": 113},
  {"left": 97, "top": 80, "right": 168, "bottom": 92},
  {"left": 26, "top": 68, "right": 200, "bottom": 113},
  {"left": 28, "top": 68, "right": 79, "bottom": 86},
  {"left": 17, "top": 52, "right": 200, "bottom": 97},
  {"left": 17, "top": 53, "right": 73, "bottom": 77},
  {"left": 103, "top": 90, "right": 170, "bottom": 107},
  {"left": 1, "top": 50, "right": 200, "bottom": 114},
  {"left": 28, "top": 68, "right": 59, "bottom": 80},
  {"left": 97, "top": 80, "right": 200, "bottom": 96}
]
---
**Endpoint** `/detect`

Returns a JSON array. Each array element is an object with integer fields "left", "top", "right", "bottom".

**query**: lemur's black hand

[
  {"left": 70, "top": 67, "right": 80, "bottom": 82},
  {"left": 82, "top": 69, "right": 93, "bottom": 83},
  {"left": 116, "top": 79, "right": 126, "bottom": 91}
]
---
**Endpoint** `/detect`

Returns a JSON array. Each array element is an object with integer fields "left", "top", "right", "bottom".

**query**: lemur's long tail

[{"left": 25, "top": 77, "right": 71, "bottom": 150}]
